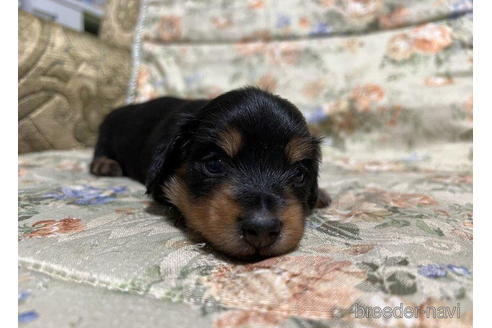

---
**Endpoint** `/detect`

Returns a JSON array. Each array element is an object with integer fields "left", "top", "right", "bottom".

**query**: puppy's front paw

[
  {"left": 316, "top": 188, "right": 332, "bottom": 208},
  {"left": 90, "top": 156, "right": 123, "bottom": 177}
]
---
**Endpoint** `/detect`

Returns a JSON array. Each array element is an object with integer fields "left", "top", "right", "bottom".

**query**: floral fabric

[
  {"left": 19, "top": 148, "right": 472, "bottom": 327},
  {"left": 19, "top": 0, "right": 473, "bottom": 327},
  {"left": 141, "top": 0, "right": 472, "bottom": 43},
  {"left": 130, "top": 2, "right": 472, "bottom": 152}
]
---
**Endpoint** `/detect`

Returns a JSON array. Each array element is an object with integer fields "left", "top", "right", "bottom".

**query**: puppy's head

[{"left": 146, "top": 87, "right": 325, "bottom": 259}]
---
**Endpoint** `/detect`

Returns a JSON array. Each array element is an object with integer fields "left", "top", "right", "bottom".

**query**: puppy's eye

[
  {"left": 292, "top": 167, "right": 306, "bottom": 186},
  {"left": 203, "top": 159, "right": 225, "bottom": 176}
]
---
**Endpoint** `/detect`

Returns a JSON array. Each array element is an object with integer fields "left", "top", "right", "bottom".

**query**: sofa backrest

[{"left": 129, "top": 0, "right": 472, "bottom": 150}]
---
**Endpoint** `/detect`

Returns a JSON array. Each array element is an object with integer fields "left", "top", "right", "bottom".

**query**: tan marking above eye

[
  {"left": 285, "top": 137, "right": 315, "bottom": 163},
  {"left": 217, "top": 127, "right": 242, "bottom": 157}
]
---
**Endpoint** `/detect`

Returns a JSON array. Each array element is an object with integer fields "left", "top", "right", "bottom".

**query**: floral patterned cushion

[
  {"left": 140, "top": 0, "right": 472, "bottom": 43},
  {"left": 129, "top": 1, "right": 472, "bottom": 152},
  {"left": 19, "top": 0, "right": 473, "bottom": 326},
  {"left": 19, "top": 147, "right": 472, "bottom": 327}
]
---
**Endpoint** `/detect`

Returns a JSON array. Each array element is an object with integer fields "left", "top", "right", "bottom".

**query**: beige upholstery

[{"left": 18, "top": 2, "right": 138, "bottom": 153}]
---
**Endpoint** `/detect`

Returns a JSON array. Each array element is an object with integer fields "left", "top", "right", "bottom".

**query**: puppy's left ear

[
  {"left": 306, "top": 136, "right": 330, "bottom": 209},
  {"left": 315, "top": 188, "right": 332, "bottom": 208},
  {"left": 145, "top": 115, "right": 196, "bottom": 203},
  {"left": 307, "top": 183, "right": 331, "bottom": 209},
  {"left": 308, "top": 183, "right": 331, "bottom": 209}
]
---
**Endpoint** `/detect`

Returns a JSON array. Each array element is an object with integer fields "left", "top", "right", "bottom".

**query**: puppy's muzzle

[{"left": 238, "top": 210, "right": 282, "bottom": 249}]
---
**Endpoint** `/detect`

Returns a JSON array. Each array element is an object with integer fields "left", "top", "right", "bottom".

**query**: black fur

[{"left": 91, "top": 87, "right": 330, "bottom": 258}]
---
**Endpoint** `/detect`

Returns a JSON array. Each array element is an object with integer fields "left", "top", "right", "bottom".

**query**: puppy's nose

[{"left": 239, "top": 214, "right": 281, "bottom": 249}]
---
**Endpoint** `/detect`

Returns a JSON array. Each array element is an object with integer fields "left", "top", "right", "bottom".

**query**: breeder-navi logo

[{"left": 352, "top": 303, "right": 461, "bottom": 319}]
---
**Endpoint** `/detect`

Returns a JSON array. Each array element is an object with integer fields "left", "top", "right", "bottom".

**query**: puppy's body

[
  {"left": 91, "top": 87, "right": 330, "bottom": 259},
  {"left": 92, "top": 97, "right": 207, "bottom": 183}
]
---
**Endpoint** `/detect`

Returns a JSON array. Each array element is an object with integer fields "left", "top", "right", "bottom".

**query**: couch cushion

[
  {"left": 18, "top": 267, "right": 213, "bottom": 328},
  {"left": 140, "top": 0, "right": 472, "bottom": 43},
  {"left": 19, "top": 148, "right": 472, "bottom": 327},
  {"left": 129, "top": 3, "right": 472, "bottom": 151}
]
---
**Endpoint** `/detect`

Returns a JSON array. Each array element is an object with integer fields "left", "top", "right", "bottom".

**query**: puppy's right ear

[{"left": 145, "top": 115, "right": 196, "bottom": 203}]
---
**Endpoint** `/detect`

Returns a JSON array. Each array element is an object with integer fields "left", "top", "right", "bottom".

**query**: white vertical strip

[{"left": 126, "top": 0, "right": 150, "bottom": 104}]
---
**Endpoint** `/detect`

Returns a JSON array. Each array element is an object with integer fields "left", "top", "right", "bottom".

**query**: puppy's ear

[
  {"left": 307, "top": 183, "right": 331, "bottom": 209},
  {"left": 315, "top": 188, "right": 332, "bottom": 208},
  {"left": 306, "top": 136, "right": 326, "bottom": 209},
  {"left": 145, "top": 115, "right": 196, "bottom": 203}
]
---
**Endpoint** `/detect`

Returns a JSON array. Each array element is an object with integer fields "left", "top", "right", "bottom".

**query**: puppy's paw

[
  {"left": 316, "top": 188, "right": 332, "bottom": 208},
  {"left": 90, "top": 156, "right": 123, "bottom": 177}
]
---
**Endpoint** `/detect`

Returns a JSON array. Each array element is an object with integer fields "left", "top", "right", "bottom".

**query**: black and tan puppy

[{"left": 90, "top": 87, "right": 330, "bottom": 259}]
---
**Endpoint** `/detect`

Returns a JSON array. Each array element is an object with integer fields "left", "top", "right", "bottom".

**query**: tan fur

[
  {"left": 163, "top": 176, "right": 305, "bottom": 258},
  {"left": 260, "top": 193, "right": 305, "bottom": 257},
  {"left": 90, "top": 156, "right": 122, "bottom": 177},
  {"left": 285, "top": 137, "right": 314, "bottom": 163},
  {"left": 217, "top": 127, "right": 242, "bottom": 157},
  {"left": 163, "top": 178, "right": 255, "bottom": 257}
]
